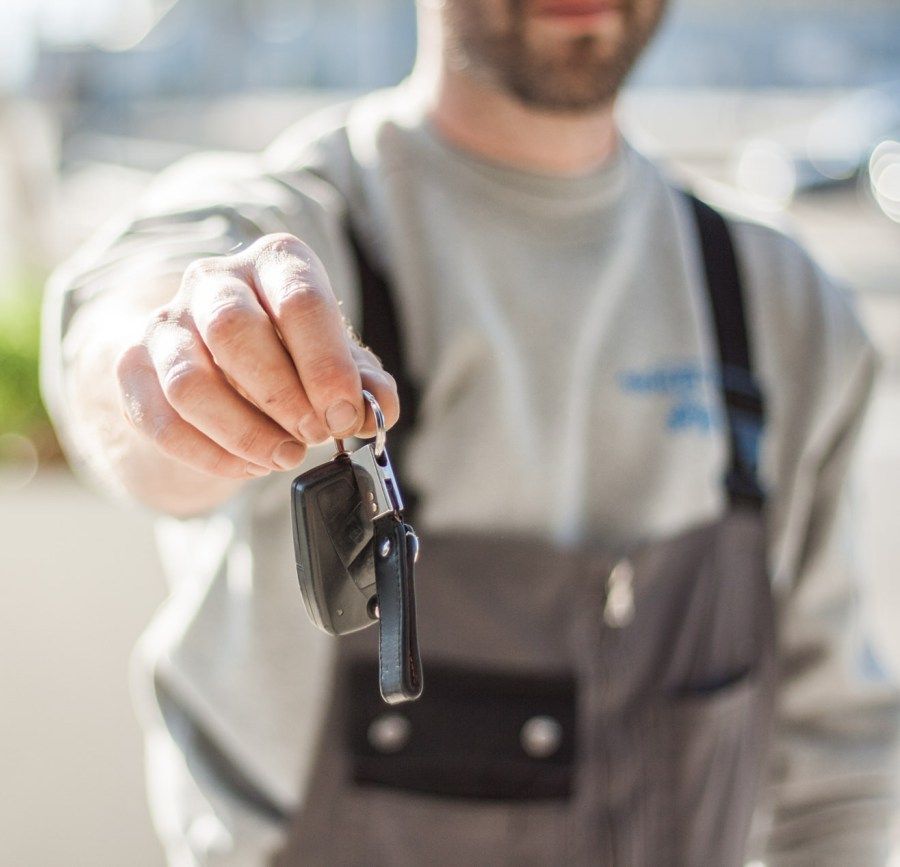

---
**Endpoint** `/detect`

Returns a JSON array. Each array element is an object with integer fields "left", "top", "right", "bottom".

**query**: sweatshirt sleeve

[
  {"left": 40, "top": 150, "right": 357, "bottom": 494},
  {"left": 764, "top": 345, "right": 900, "bottom": 864},
  {"left": 736, "top": 222, "right": 900, "bottom": 864}
]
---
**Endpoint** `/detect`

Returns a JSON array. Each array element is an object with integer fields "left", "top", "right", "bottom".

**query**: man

[{"left": 41, "top": 0, "right": 900, "bottom": 864}]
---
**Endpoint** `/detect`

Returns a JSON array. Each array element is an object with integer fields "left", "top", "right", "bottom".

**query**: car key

[{"left": 291, "top": 390, "right": 423, "bottom": 704}]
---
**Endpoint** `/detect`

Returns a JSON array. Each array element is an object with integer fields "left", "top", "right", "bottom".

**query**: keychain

[{"left": 290, "top": 390, "right": 423, "bottom": 704}]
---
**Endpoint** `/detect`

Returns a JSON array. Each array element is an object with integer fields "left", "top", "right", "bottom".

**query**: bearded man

[{"left": 42, "top": 1, "right": 900, "bottom": 864}]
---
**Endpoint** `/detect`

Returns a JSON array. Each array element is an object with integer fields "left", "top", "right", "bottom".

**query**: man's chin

[
  {"left": 497, "top": 59, "right": 616, "bottom": 113},
  {"left": 450, "top": 0, "right": 661, "bottom": 113}
]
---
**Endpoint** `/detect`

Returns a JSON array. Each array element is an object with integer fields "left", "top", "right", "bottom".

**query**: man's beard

[{"left": 444, "top": 0, "right": 668, "bottom": 113}]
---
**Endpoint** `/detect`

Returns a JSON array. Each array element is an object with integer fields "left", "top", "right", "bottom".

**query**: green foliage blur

[{"left": 0, "top": 272, "right": 56, "bottom": 454}]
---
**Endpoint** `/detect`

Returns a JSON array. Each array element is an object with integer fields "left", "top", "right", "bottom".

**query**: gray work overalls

[{"left": 273, "top": 196, "right": 778, "bottom": 866}]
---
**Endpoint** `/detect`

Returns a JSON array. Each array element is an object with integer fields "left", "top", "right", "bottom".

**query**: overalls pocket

[
  {"left": 655, "top": 668, "right": 769, "bottom": 867},
  {"left": 343, "top": 660, "right": 577, "bottom": 866}
]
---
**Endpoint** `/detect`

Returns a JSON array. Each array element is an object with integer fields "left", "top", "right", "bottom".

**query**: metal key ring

[
  {"left": 362, "top": 389, "right": 387, "bottom": 458},
  {"left": 333, "top": 390, "right": 386, "bottom": 458}
]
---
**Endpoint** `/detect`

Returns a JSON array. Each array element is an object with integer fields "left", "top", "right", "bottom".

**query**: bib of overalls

[{"left": 272, "top": 197, "right": 778, "bottom": 867}]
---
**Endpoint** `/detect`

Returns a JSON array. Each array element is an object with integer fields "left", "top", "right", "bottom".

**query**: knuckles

[
  {"left": 251, "top": 232, "right": 313, "bottom": 263},
  {"left": 144, "top": 304, "right": 196, "bottom": 346},
  {"left": 262, "top": 381, "right": 301, "bottom": 410},
  {"left": 302, "top": 352, "right": 356, "bottom": 392},
  {"left": 202, "top": 300, "right": 256, "bottom": 350},
  {"left": 161, "top": 363, "right": 209, "bottom": 407},
  {"left": 146, "top": 305, "right": 179, "bottom": 333},
  {"left": 181, "top": 256, "right": 225, "bottom": 288},
  {"left": 250, "top": 233, "right": 334, "bottom": 314},
  {"left": 275, "top": 279, "right": 331, "bottom": 322},
  {"left": 233, "top": 425, "right": 264, "bottom": 456}
]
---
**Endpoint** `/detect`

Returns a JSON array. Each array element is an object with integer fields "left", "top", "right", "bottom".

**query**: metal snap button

[
  {"left": 604, "top": 557, "right": 635, "bottom": 628},
  {"left": 520, "top": 715, "right": 563, "bottom": 759},
  {"left": 367, "top": 712, "right": 411, "bottom": 753}
]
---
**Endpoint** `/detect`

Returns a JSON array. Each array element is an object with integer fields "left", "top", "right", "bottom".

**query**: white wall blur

[{"left": 0, "top": 470, "right": 166, "bottom": 867}]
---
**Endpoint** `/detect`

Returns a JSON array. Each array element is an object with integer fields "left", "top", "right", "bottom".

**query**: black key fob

[
  {"left": 291, "top": 391, "right": 423, "bottom": 704},
  {"left": 291, "top": 453, "right": 378, "bottom": 636}
]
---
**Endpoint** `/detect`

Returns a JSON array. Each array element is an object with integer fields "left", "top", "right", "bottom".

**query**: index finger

[{"left": 244, "top": 234, "right": 364, "bottom": 438}]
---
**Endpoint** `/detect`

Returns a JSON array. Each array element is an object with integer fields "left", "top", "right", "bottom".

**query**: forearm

[{"left": 60, "top": 280, "right": 245, "bottom": 517}]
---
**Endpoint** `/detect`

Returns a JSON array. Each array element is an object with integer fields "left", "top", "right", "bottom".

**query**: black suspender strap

[
  {"left": 345, "top": 224, "right": 422, "bottom": 516},
  {"left": 688, "top": 195, "right": 766, "bottom": 507}
]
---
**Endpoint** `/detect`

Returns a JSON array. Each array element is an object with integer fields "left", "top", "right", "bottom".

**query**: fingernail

[
  {"left": 273, "top": 440, "right": 306, "bottom": 470},
  {"left": 298, "top": 414, "right": 328, "bottom": 444},
  {"left": 247, "top": 464, "right": 271, "bottom": 477},
  {"left": 325, "top": 400, "right": 358, "bottom": 435}
]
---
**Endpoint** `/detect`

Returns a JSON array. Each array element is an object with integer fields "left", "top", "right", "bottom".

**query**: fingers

[
  {"left": 116, "top": 344, "right": 272, "bottom": 480},
  {"left": 187, "top": 269, "right": 329, "bottom": 444},
  {"left": 120, "top": 236, "right": 403, "bottom": 485},
  {"left": 142, "top": 311, "right": 309, "bottom": 472},
  {"left": 245, "top": 234, "right": 365, "bottom": 439},
  {"left": 353, "top": 344, "right": 401, "bottom": 438}
]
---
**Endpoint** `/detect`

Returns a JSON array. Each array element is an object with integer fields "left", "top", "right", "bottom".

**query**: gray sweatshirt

[{"left": 42, "top": 84, "right": 900, "bottom": 865}]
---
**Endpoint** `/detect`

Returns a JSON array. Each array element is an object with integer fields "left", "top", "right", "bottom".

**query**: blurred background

[{"left": 1, "top": 0, "right": 898, "bottom": 864}]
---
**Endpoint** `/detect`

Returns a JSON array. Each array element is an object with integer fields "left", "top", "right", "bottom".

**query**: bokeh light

[
  {"left": 0, "top": 433, "right": 39, "bottom": 491},
  {"left": 871, "top": 139, "right": 900, "bottom": 223},
  {"left": 733, "top": 139, "right": 798, "bottom": 210}
]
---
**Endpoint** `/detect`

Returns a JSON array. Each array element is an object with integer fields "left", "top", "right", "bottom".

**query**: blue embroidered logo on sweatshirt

[{"left": 617, "top": 361, "right": 720, "bottom": 433}]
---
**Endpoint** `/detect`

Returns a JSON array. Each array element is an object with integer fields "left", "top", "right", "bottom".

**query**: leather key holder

[{"left": 373, "top": 515, "right": 422, "bottom": 703}]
